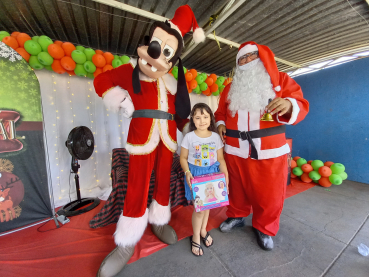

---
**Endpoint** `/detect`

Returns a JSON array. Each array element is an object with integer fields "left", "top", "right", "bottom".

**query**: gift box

[{"left": 191, "top": 172, "right": 229, "bottom": 212}]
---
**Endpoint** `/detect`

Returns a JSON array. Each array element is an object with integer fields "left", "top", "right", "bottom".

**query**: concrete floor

[{"left": 120, "top": 180, "right": 369, "bottom": 277}]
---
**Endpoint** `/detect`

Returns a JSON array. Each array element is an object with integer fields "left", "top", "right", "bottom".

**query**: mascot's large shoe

[
  {"left": 151, "top": 224, "right": 178, "bottom": 245},
  {"left": 219, "top": 217, "right": 245, "bottom": 233},
  {"left": 253, "top": 227, "right": 274, "bottom": 251},
  {"left": 97, "top": 245, "right": 135, "bottom": 277}
]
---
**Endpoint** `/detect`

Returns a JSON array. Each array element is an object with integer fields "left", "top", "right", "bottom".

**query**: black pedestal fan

[{"left": 57, "top": 126, "right": 100, "bottom": 217}]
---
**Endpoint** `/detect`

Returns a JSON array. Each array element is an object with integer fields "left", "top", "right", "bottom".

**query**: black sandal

[
  {"left": 190, "top": 236, "right": 204, "bottom": 256},
  {"left": 201, "top": 232, "right": 214, "bottom": 248}
]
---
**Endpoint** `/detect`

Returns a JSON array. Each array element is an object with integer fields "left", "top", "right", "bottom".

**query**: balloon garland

[{"left": 1, "top": 30, "right": 232, "bottom": 96}]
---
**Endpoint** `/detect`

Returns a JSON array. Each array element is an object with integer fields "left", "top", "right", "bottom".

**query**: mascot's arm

[
  {"left": 276, "top": 72, "right": 309, "bottom": 125},
  {"left": 93, "top": 68, "right": 135, "bottom": 117}
]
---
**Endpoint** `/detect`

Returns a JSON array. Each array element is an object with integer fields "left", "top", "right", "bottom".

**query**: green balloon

[
  {"left": 212, "top": 90, "right": 220, "bottom": 96},
  {"left": 296, "top": 158, "right": 307, "bottom": 167},
  {"left": 114, "top": 55, "right": 119, "bottom": 59},
  {"left": 32, "top": 36, "right": 39, "bottom": 42},
  {"left": 309, "top": 171, "right": 321, "bottom": 181},
  {"left": 76, "top": 45, "right": 85, "bottom": 52},
  {"left": 219, "top": 85, "right": 225, "bottom": 92},
  {"left": 38, "top": 35, "right": 53, "bottom": 52},
  {"left": 292, "top": 167, "right": 303, "bottom": 177},
  {"left": 24, "top": 40, "right": 42, "bottom": 56},
  {"left": 201, "top": 73, "right": 207, "bottom": 80},
  {"left": 37, "top": 52, "right": 53, "bottom": 66},
  {"left": 71, "top": 50, "right": 87, "bottom": 64},
  {"left": 44, "top": 64, "right": 53, "bottom": 71},
  {"left": 200, "top": 82, "right": 208, "bottom": 91},
  {"left": 29, "top": 56, "right": 44, "bottom": 70},
  {"left": 0, "top": 31, "right": 10, "bottom": 41},
  {"left": 74, "top": 64, "right": 87, "bottom": 77},
  {"left": 120, "top": 55, "right": 130, "bottom": 64},
  {"left": 84, "top": 48, "right": 96, "bottom": 61},
  {"left": 338, "top": 171, "right": 348, "bottom": 180},
  {"left": 216, "top": 76, "right": 225, "bottom": 86},
  {"left": 112, "top": 58, "right": 123, "bottom": 68},
  {"left": 330, "top": 163, "right": 345, "bottom": 174},
  {"left": 183, "top": 67, "right": 187, "bottom": 74},
  {"left": 193, "top": 85, "right": 201, "bottom": 94},
  {"left": 329, "top": 174, "right": 342, "bottom": 185},
  {"left": 313, "top": 179, "right": 319, "bottom": 184},
  {"left": 171, "top": 66, "right": 178, "bottom": 79},
  {"left": 311, "top": 160, "right": 324, "bottom": 171},
  {"left": 195, "top": 75, "right": 204, "bottom": 85},
  {"left": 86, "top": 72, "right": 95, "bottom": 79},
  {"left": 84, "top": 61, "right": 96, "bottom": 73}
]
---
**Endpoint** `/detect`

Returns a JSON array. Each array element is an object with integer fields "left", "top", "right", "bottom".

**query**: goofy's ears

[{"left": 175, "top": 58, "right": 191, "bottom": 119}]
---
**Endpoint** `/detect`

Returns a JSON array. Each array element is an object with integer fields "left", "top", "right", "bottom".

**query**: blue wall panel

[{"left": 286, "top": 58, "right": 369, "bottom": 184}]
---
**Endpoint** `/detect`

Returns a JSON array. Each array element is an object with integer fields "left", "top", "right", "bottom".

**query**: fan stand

[{"left": 57, "top": 157, "right": 100, "bottom": 217}]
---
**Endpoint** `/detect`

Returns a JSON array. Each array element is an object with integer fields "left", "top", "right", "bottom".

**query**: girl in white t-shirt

[{"left": 180, "top": 103, "right": 229, "bottom": 257}]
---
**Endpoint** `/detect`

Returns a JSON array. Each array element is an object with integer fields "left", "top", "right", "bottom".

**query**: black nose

[{"left": 147, "top": 41, "right": 161, "bottom": 59}]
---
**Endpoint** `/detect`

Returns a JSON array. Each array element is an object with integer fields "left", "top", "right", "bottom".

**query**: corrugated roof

[{"left": 1, "top": 0, "right": 368, "bottom": 75}]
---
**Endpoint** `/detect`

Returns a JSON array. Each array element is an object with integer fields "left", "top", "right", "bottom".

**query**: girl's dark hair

[{"left": 189, "top": 103, "right": 217, "bottom": 132}]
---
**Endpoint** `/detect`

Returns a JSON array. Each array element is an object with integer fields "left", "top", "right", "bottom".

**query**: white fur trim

[
  {"left": 103, "top": 86, "right": 130, "bottom": 113},
  {"left": 161, "top": 74, "right": 177, "bottom": 95},
  {"left": 193, "top": 28, "right": 205, "bottom": 43},
  {"left": 276, "top": 97, "right": 300, "bottom": 125},
  {"left": 274, "top": 86, "right": 281, "bottom": 92},
  {"left": 130, "top": 57, "right": 137, "bottom": 68},
  {"left": 169, "top": 21, "right": 183, "bottom": 37},
  {"left": 114, "top": 209, "right": 149, "bottom": 247},
  {"left": 148, "top": 199, "right": 171, "bottom": 225},
  {"left": 257, "top": 143, "right": 290, "bottom": 160},
  {"left": 216, "top": 120, "right": 226, "bottom": 128},
  {"left": 236, "top": 44, "right": 258, "bottom": 64},
  {"left": 126, "top": 120, "right": 160, "bottom": 155},
  {"left": 182, "top": 122, "right": 190, "bottom": 136}
]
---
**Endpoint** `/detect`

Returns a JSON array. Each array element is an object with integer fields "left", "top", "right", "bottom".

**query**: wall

[{"left": 287, "top": 58, "right": 369, "bottom": 184}]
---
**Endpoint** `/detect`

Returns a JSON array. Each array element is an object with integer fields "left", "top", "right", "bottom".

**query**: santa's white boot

[
  {"left": 149, "top": 200, "right": 177, "bottom": 245},
  {"left": 97, "top": 209, "right": 148, "bottom": 277}
]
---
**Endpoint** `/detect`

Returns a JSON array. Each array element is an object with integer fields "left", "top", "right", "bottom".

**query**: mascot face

[{"left": 137, "top": 27, "right": 178, "bottom": 79}]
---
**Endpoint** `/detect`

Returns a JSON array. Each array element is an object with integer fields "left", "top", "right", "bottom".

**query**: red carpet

[{"left": 0, "top": 179, "right": 315, "bottom": 277}]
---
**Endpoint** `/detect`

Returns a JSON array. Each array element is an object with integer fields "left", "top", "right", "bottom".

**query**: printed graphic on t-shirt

[{"left": 192, "top": 141, "right": 217, "bottom": 167}]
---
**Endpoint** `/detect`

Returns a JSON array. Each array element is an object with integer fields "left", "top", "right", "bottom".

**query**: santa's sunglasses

[{"left": 238, "top": 51, "right": 259, "bottom": 64}]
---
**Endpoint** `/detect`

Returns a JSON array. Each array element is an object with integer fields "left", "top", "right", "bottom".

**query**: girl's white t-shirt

[{"left": 181, "top": 131, "right": 224, "bottom": 167}]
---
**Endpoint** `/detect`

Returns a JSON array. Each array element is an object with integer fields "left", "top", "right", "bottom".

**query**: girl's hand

[{"left": 186, "top": 171, "right": 194, "bottom": 189}]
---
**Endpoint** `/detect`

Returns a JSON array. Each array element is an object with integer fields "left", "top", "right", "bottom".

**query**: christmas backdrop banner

[{"left": 0, "top": 42, "right": 52, "bottom": 233}]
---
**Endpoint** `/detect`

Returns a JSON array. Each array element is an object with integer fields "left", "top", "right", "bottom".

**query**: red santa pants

[
  {"left": 225, "top": 153, "right": 287, "bottom": 236},
  {"left": 123, "top": 140, "right": 173, "bottom": 218}
]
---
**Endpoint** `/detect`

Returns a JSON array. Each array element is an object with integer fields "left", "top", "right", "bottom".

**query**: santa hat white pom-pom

[{"left": 193, "top": 28, "right": 205, "bottom": 43}]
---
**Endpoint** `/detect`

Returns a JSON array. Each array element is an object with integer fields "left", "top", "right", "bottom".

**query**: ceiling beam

[{"left": 91, "top": 0, "right": 301, "bottom": 68}]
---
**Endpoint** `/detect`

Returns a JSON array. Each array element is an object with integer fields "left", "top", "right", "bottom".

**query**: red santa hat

[
  {"left": 236, "top": 41, "right": 281, "bottom": 92},
  {"left": 169, "top": 5, "right": 206, "bottom": 44}
]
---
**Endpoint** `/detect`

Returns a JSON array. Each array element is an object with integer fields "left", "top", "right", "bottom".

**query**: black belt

[
  {"left": 132, "top": 109, "right": 175, "bottom": 120},
  {"left": 226, "top": 125, "right": 286, "bottom": 159}
]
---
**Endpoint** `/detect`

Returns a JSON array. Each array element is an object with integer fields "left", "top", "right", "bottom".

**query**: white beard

[{"left": 228, "top": 59, "right": 276, "bottom": 117}]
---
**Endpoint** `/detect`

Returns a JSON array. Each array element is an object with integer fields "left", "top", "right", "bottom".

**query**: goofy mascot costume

[{"left": 93, "top": 5, "right": 205, "bottom": 277}]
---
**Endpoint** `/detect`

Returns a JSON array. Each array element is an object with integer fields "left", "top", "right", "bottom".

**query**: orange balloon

[
  {"left": 93, "top": 67, "right": 103, "bottom": 78},
  {"left": 185, "top": 72, "right": 193, "bottom": 82},
  {"left": 205, "top": 77, "right": 214, "bottom": 87},
  {"left": 318, "top": 166, "right": 332, "bottom": 177},
  {"left": 54, "top": 40, "right": 63, "bottom": 46},
  {"left": 92, "top": 54, "right": 106, "bottom": 68},
  {"left": 291, "top": 173, "right": 297, "bottom": 178},
  {"left": 202, "top": 87, "right": 212, "bottom": 96},
  {"left": 210, "top": 83, "right": 219, "bottom": 93},
  {"left": 291, "top": 159, "right": 297, "bottom": 169},
  {"left": 51, "top": 59, "right": 66, "bottom": 74},
  {"left": 95, "top": 49, "right": 103, "bottom": 55},
  {"left": 301, "top": 164, "right": 313, "bottom": 173},
  {"left": 189, "top": 79, "right": 198, "bottom": 89},
  {"left": 103, "top": 52, "right": 114, "bottom": 65},
  {"left": 11, "top": 31, "right": 20, "bottom": 38},
  {"left": 209, "top": 73, "right": 217, "bottom": 83},
  {"left": 307, "top": 160, "right": 313, "bottom": 164},
  {"left": 319, "top": 177, "right": 332, "bottom": 187},
  {"left": 103, "top": 64, "right": 113, "bottom": 72},
  {"left": 324, "top": 161, "right": 334, "bottom": 167},
  {"left": 2, "top": 36, "right": 19, "bottom": 50},
  {"left": 15, "top": 48, "right": 30, "bottom": 62},
  {"left": 300, "top": 172, "right": 312, "bottom": 183},
  {"left": 223, "top": 78, "right": 230, "bottom": 86},
  {"left": 169, "top": 68, "right": 173, "bottom": 74},
  {"left": 189, "top": 69, "right": 197, "bottom": 78},
  {"left": 60, "top": 56, "right": 76, "bottom": 71},
  {"left": 16, "top": 33, "right": 31, "bottom": 48},
  {"left": 48, "top": 44, "right": 65, "bottom": 59},
  {"left": 66, "top": 70, "right": 76, "bottom": 76},
  {"left": 62, "top": 42, "right": 76, "bottom": 57},
  {"left": 293, "top": 156, "right": 301, "bottom": 161}
]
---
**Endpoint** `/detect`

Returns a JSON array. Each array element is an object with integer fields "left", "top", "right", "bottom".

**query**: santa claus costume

[
  {"left": 93, "top": 5, "right": 205, "bottom": 277},
  {"left": 215, "top": 42, "right": 309, "bottom": 250}
]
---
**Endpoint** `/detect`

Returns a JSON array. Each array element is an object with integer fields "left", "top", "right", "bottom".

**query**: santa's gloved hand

[
  {"left": 102, "top": 86, "right": 129, "bottom": 113},
  {"left": 120, "top": 97, "right": 135, "bottom": 118}
]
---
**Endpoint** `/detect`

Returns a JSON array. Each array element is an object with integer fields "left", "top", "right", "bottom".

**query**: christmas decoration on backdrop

[
  {"left": 1, "top": 30, "right": 232, "bottom": 96},
  {"left": 290, "top": 156, "right": 348, "bottom": 187}
]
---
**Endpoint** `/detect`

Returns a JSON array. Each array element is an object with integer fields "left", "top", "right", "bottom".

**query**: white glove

[
  {"left": 120, "top": 97, "right": 135, "bottom": 118},
  {"left": 103, "top": 86, "right": 130, "bottom": 113}
]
